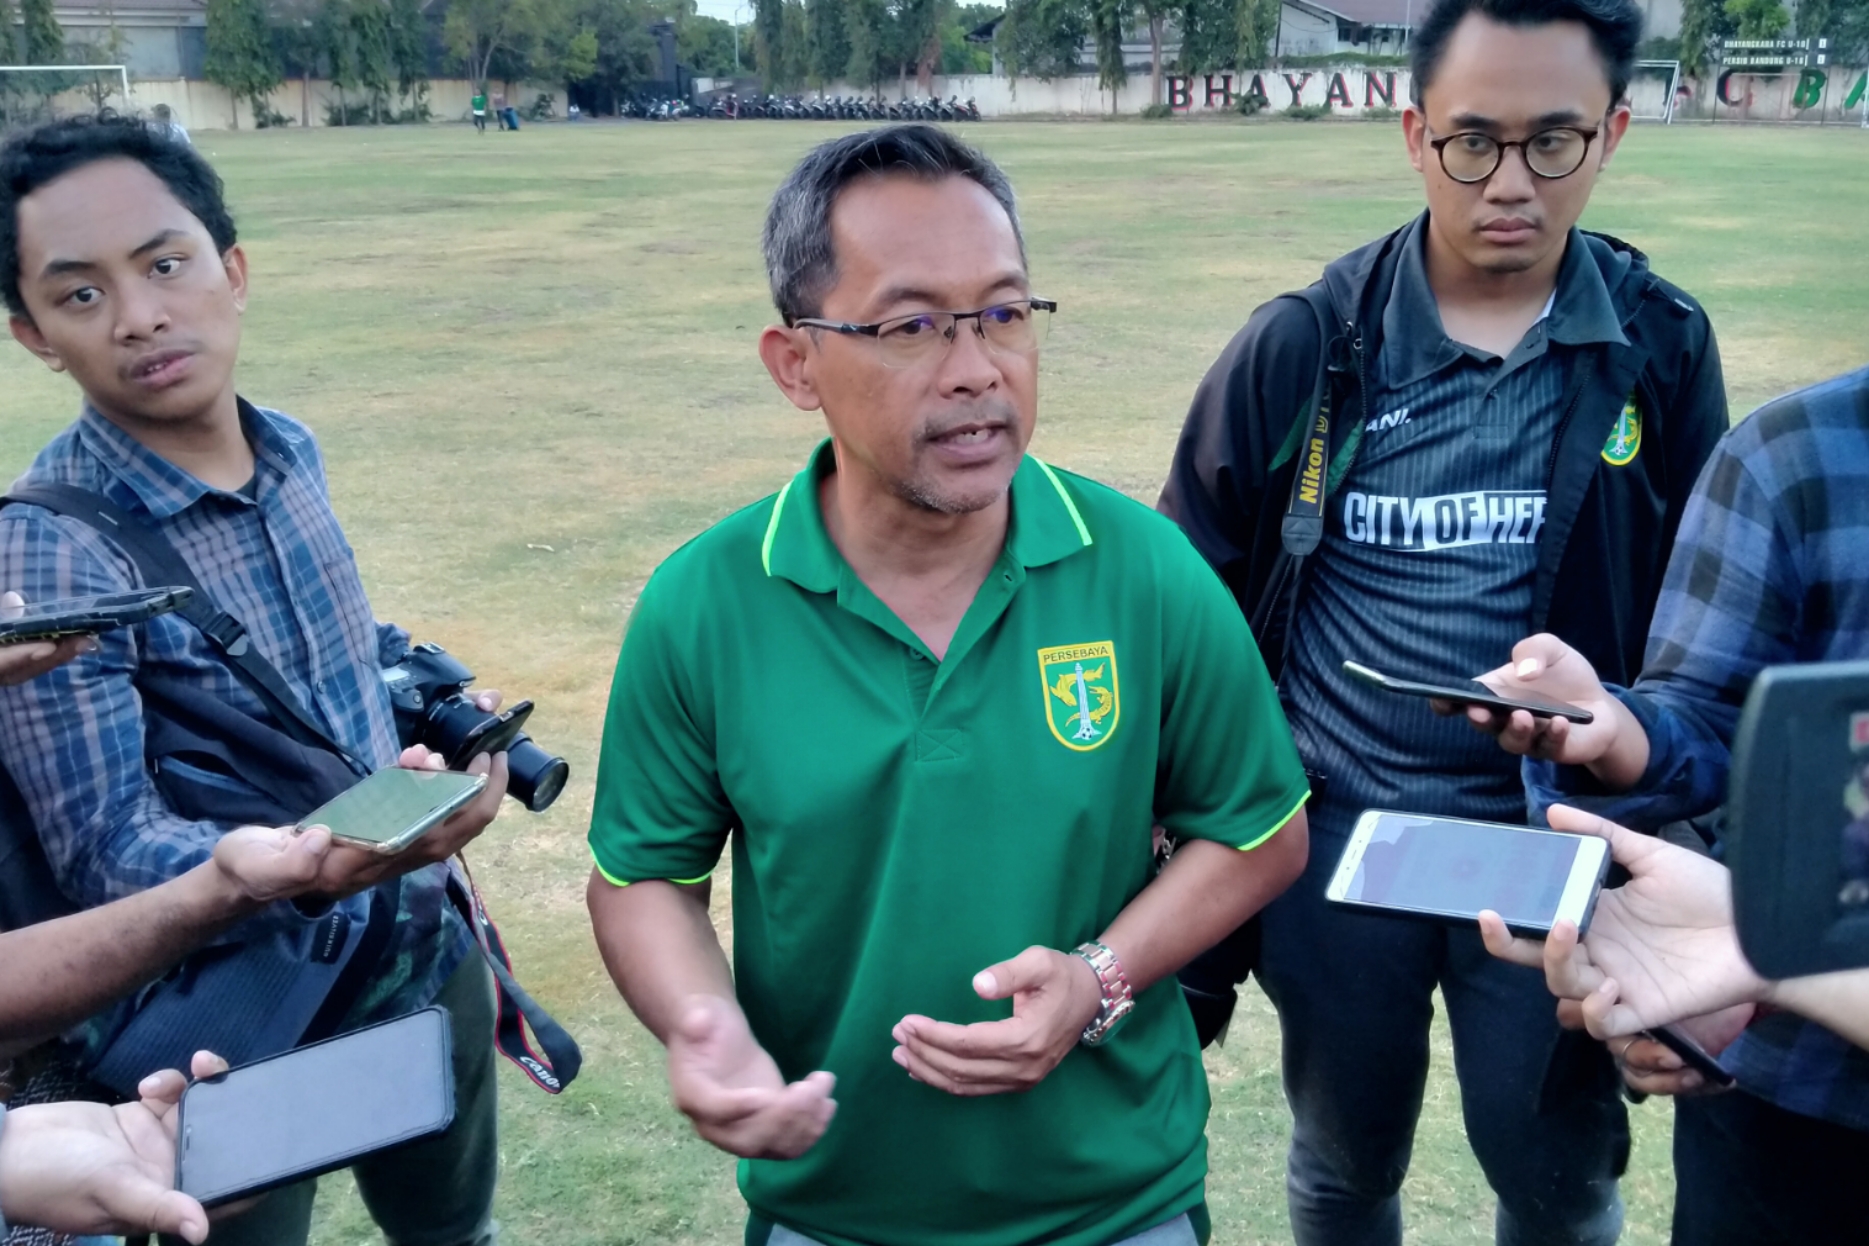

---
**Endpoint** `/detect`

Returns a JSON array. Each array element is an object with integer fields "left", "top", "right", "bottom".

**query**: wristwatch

[{"left": 1073, "top": 940, "right": 1135, "bottom": 1046}]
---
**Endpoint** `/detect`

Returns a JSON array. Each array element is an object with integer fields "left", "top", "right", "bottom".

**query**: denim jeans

[
  {"left": 1255, "top": 822, "right": 1628, "bottom": 1246},
  {"left": 765, "top": 1212, "right": 1199, "bottom": 1246},
  {"left": 159, "top": 956, "right": 500, "bottom": 1246},
  {"left": 1672, "top": 1089, "right": 1869, "bottom": 1244}
]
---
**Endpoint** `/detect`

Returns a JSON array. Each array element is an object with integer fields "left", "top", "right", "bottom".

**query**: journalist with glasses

[
  {"left": 585, "top": 124, "right": 1311, "bottom": 1246},
  {"left": 1159, "top": 0, "right": 1730, "bottom": 1242}
]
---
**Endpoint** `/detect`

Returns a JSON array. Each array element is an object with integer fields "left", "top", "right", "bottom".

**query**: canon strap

[{"left": 448, "top": 860, "right": 583, "bottom": 1092}]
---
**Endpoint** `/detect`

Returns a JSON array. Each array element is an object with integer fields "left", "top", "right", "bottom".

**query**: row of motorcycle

[{"left": 622, "top": 94, "right": 983, "bottom": 121}]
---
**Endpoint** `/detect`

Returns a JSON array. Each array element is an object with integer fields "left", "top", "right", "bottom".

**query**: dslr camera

[{"left": 381, "top": 643, "right": 570, "bottom": 812}]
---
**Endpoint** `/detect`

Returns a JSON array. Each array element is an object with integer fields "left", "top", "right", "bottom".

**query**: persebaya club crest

[
  {"left": 1602, "top": 395, "right": 1642, "bottom": 466},
  {"left": 1039, "top": 641, "right": 1120, "bottom": 751}
]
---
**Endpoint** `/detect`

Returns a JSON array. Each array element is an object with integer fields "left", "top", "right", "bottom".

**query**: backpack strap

[{"left": 1, "top": 484, "right": 368, "bottom": 777}]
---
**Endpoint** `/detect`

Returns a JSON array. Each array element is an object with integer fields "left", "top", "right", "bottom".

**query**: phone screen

[
  {"left": 177, "top": 1008, "right": 454, "bottom": 1206},
  {"left": 301, "top": 767, "right": 483, "bottom": 847},
  {"left": 1338, "top": 812, "right": 1586, "bottom": 928}
]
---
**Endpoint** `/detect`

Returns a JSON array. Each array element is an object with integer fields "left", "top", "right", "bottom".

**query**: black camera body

[{"left": 381, "top": 643, "right": 569, "bottom": 813}]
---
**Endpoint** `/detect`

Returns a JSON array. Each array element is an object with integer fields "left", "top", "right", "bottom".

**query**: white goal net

[
  {"left": 0, "top": 65, "right": 133, "bottom": 130},
  {"left": 1628, "top": 60, "right": 1684, "bottom": 122}
]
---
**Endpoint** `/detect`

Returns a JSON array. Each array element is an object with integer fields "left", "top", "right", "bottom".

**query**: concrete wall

[
  {"left": 47, "top": 77, "right": 569, "bottom": 130},
  {"left": 821, "top": 68, "right": 1414, "bottom": 116}
]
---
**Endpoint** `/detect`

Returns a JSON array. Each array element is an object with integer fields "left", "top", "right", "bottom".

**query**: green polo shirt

[{"left": 589, "top": 443, "right": 1307, "bottom": 1246}]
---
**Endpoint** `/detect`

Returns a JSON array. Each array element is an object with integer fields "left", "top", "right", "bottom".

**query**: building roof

[
  {"left": 1296, "top": 0, "right": 1421, "bottom": 28},
  {"left": 55, "top": 0, "right": 206, "bottom": 21}
]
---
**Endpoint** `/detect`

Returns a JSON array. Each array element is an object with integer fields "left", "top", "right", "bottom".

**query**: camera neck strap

[
  {"left": 1, "top": 483, "right": 370, "bottom": 777},
  {"left": 447, "top": 857, "right": 583, "bottom": 1092}
]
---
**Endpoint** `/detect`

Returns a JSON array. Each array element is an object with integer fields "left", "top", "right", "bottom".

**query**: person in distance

[
  {"left": 1159, "top": 0, "right": 1731, "bottom": 1242},
  {"left": 586, "top": 124, "right": 1310, "bottom": 1246}
]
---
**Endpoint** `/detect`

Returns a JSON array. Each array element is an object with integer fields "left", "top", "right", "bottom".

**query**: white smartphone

[
  {"left": 1325, "top": 809, "right": 1612, "bottom": 938},
  {"left": 300, "top": 767, "right": 486, "bottom": 854}
]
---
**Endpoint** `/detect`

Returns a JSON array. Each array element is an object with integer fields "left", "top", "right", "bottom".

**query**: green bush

[
  {"left": 1285, "top": 102, "right": 1329, "bottom": 120},
  {"left": 253, "top": 102, "right": 292, "bottom": 128},
  {"left": 1363, "top": 105, "right": 1399, "bottom": 121},
  {"left": 1236, "top": 90, "right": 1269, "bottom": 115},
  {"left": 1140, "top": 102, "right": 1175, "bottom": 119}
]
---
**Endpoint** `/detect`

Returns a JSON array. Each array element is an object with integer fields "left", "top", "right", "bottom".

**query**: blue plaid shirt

[
  {"left": 1526, "top": 365, "right": 1869, "bottom": 1130},
  {"left": 0, "top": 403, "right": 470, "bottom": 1054}
]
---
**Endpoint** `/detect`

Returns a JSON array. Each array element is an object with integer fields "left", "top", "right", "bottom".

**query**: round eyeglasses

[
  {"left": 1427, "top": 126, "right": 1600, "bottom": 184},
  {"left": 791, "top": 298, "right": 1056, "bottom": 369}
]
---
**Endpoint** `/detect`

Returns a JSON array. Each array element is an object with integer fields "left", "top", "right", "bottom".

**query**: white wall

[
  {"left": 44, "top": 77, "right": 568, "bottom": 131},
  {"left": 823, "top": 68, "right": 1412, "bottom": 116}
]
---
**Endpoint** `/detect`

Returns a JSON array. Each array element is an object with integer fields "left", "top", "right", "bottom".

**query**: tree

[
  {"left": 204, "top": 0, "right": 282, "bottom": 127},
  {"left": 21, "top": 0, "right": 64, "bottom": 63},
  {"left": 1088, "top": 0, "right": 1127, "bottom": 106},
  {"left": 69, "top": 21, "right": 133, "bottom": 114},
  {"left": 678, "top": 13, "right": 739, "bottom": 76},
  {"left": 1723, "top": 0, "right": 1789, "bottom": 39},
  {"left": 754, "top": 0, "right": 786, "bottom": 83},
  {"left": 996, "top": 0, "right": 1088, "bottom": 80},
  {"left": 843, "top": 0, "right": 894, "bottom": 89},
  {"left": 780, "top": 0, "right": 809, "bottom": 86},
  {"left": 805, "top": 0, "right": 850, "bottom": 86},
  {"left": 444, "top": 0, "right": 548, "bottom": 90},
  {"left": 1678, "top": 0, "right": 1734, "bottom": 74},
  {"left": 270, "top": 0, "right": 327, "bottom": 128},
  {"left": 1172, "top": 0, "right": 1236, "bottom": 73}
]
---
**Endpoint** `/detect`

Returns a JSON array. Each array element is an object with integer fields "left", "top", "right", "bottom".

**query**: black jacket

[{"left": 1160, "top": 214, "right": 1730, "bottom": 691}]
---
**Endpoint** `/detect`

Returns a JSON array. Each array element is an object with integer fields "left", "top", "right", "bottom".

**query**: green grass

[{"left": 2, "top": 118, "right": 1865, "bottom": 1246}]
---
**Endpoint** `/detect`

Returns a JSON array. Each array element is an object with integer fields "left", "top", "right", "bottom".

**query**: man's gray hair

[{"left": 762, "top": 124, "right": 1025, "bottom": 325}]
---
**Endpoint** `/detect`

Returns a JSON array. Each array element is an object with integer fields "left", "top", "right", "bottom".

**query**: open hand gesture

[
  {"left": 667, "top": 994, "right": 836, "bottom": 1159},
  {"left": 890, "top": 946, "right": 1103, "bottom": 1096}
]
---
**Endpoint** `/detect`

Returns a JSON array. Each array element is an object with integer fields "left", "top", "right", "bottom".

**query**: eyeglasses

[
  {"left": 791, "top": 298, "right": 1057, "bottom": 369},
  {"left": 1427, "top": 126, "right": 1601, "bottom": 184}
]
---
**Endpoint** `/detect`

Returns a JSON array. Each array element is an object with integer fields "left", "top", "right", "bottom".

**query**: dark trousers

[
  {"left": 1256, "top": 826, "right": 1628, "bottom": 1246},
  {"left": 1672, "top": 1089, "right": 1869, "bottom": 1244},
  {"left": 161, "top": 956, "right": 500, "bottom": 1246}
]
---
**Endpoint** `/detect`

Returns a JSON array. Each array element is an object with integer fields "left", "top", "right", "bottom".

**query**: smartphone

[
  {"left": 175, "top": 1007, "right": 455, "bottom": 1207},
  {"left": 1326, "top": 810, "right": 1613, "bottom": 938},
  {"left": 1342, "top": 660, "right": 1595, "bottom": 725},
  {"left": 1642, "top": 1024, "right": 1737, "bottom": 1088},
  {"left": 0, "top": 587, "right": 192, "bottom": 645},
  {"left": 300, "top": 766, "right": 486, "bottom": 854}
]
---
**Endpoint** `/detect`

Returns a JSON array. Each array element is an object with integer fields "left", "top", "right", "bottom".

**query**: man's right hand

[
  {"left": 667, "top": 994, "right": 836, "bottom": 1159},
  {"left": 1445, "top": 634, "right": 1650, "bottom": 790}
]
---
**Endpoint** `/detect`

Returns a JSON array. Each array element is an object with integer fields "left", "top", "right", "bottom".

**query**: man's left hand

[{"left": 891, "top": 946, "right": 1103, "bottom": 1096}]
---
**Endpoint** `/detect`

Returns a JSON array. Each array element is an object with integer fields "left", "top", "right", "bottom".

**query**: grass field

[{"left": 2, "top": 116, "right": 1866, "bottom": 1246}]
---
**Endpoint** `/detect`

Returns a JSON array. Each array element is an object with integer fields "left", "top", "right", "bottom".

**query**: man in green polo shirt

[{"left": 585, "top": 124, "right": 1310, "bottom": 1246}]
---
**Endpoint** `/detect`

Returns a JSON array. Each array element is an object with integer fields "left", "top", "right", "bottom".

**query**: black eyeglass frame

[
  {"left": 790, "top": 297, "right": 1059, "bottom": 347},
  {"left": 1426, "top": 125, "right": 1602, "bottom": 184}
]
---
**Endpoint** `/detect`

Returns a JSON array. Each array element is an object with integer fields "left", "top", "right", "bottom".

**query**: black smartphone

[
  {"left": 1641, "top": 1024, "right": 1737, "bottom": 1088},
  {"left": 0, "top": 587, "right": 192, "bottom": 645},
  {"left": 175, "top": 1007, "right": 455, "bottom": 1207},
  {"left": 1342, "top": 659, "right": 1595, "bottom": 725},
  {"left": 1325, "top": 810, "right": 1613, "bottom": 938}
]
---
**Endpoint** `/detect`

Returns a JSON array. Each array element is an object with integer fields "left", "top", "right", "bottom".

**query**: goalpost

[
  {"left": 1628, "top": 59, "right": 1683, "bottom": 123},
  {"left": 0, "top": 64, "right": 134, "bottom": 124}
]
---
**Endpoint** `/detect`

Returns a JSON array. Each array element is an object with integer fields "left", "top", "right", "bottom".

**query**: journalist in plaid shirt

[
  {"left": 1522, "top": 364, "right": 1869, "bottom": 1238},
  {"left": 0, "top": 402, "right": 472, "bottom": 1050}
]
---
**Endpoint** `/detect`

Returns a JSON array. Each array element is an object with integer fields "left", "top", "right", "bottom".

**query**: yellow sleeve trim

[
  {"left": 760, "top": 479, "right": 794, "bottom": 576},
  {"left": 1030, "top": 457, "right": 1094, "bottom": 548},
  {"left": 1236, "top": 787, "right": 1310, "bottom": 852},
  {"left": 590, "top": 849, "right": 715, "bottom": 888}
]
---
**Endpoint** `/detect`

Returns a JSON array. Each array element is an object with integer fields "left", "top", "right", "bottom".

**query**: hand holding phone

[
  {"left": 300, "top": 765, "right": 488, "bottom": 855},
  {"left": 302, "top": 752, "right": 508, "bottom": 902},
  {"left": 0, "top": 587, "right": 191, "bottom": 645},
  {"left": 175, "top": 1009, "right": 454, "bottom": 1207},
  {"left": 1327, "top": 810, "right": 1611, "bottom": 937},
  {"left": 1343, "top": 660, "right": 1594, "bottom": 724}
]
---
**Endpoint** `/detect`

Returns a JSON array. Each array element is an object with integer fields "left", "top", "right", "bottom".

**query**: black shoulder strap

[
  {"left": 1279, "top": 287, "right": 1344, "bottom": 559},
  {"left": 2, "top": 483, "right": 368, "bottom": 775}
]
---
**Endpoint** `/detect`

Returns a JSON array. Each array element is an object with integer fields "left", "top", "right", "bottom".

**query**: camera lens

[{"left": 506, "top": 738, "right": 570, "bottom": 813}]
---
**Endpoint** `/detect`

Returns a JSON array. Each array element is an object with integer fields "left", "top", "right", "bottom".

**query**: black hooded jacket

[{"left": 1160, "top": 213, "right": 1729, "bottom": 691}]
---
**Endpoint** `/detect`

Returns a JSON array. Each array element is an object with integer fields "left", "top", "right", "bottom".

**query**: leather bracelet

[{"left": 1073, "top": 940, "right": 1135, "bottom": 1046}]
